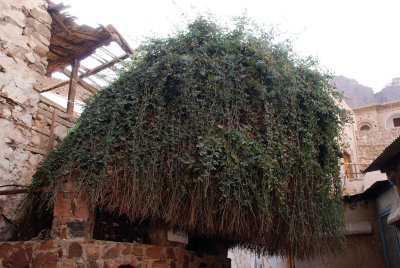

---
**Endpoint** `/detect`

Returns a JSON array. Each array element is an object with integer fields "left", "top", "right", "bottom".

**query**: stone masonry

[
  {"left": 0, "top": 0, "right": 53, "bottom": 238},
  {"left": 0, "top": 184, "right": 231, "bottom": 267},
  {"left": 353, "top": 101, "right": 400, "bottom": 163}
]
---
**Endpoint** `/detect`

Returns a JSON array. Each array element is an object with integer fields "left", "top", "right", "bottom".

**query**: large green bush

[{"left": 29, "top": 18, "right": 347, "bottom": 258}]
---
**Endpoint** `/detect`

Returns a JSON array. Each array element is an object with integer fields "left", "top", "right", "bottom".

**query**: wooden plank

[
  {"left": 83, "top": 54, "right": 129, "bottom": 77},
  {"left": 37, "top": 108, "right": 74, "bottom": 128},
  {"left": 41, "top": 80, "right": 69, "bottom": 93},
  {"left": 105, "top": 25, "right": 135, "bottom": 54},
  {"left": 46, "top": 108, "right": 56, "bottom": 156},
  {"left": 0, "top": 187, "right": 44, "bottom": 196},
  {"left": 39, "top": 95, "right": 79, "bottom": 120},
  {"left": 47, "top": 34, "right": 113, "bottom": 74},
  {"left": 69, "top": 29, "right": 99, "bottom": 41},
  {"left": 61, "top": 69, "right": 99, "bottom": 94},
  {"left": 67, "top": 58, "right": 80, "bottom": 114}
]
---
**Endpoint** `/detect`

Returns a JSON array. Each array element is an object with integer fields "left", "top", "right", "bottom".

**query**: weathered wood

[
  {"left": 46, "top": 108, "right": 56, "bottom": 156},
  {"left": 37, "top": 108, "right": 74, "bottom": 128},
  {"left": 0, "top": 187, "right": 44, "bottom": 196},
  {"left": 61, "top": 69, "right": 99, "bottom": 94},
  {"left": 105, "top": 25, "right": 135, "bottom": 54},
  {"left": 83, "top": 54, "right": 129, "bottom": 77},
  {"left": 39, "top": 95, "right": 79, "bottom": 121},
  {"left": 47, "top": 36, "right": 112, "bottom": 74},
  {"left": 43, "top": 54, "right": 126, "bottom": 94},
  {"left": 41, "top": 80, "right": 69, "bottom": 92},
  {"left": 67, "top": 58, "right": 80, "bottom": 114}
]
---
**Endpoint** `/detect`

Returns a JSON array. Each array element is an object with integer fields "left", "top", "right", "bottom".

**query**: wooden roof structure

[{"left": 43, "top": 1, "right": 134, "bottom": 115}]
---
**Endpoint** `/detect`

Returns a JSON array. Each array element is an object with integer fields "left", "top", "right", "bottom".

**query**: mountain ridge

[{"left": 332, "top": 76, "right": 400, "bottom": 108}]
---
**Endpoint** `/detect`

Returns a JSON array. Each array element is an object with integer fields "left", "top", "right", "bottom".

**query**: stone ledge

[{"left": 0, "top": 239, "right": 231, "bottom": 268}]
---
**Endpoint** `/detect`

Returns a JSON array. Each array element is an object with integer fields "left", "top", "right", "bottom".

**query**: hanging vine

[{"left": 24, "top": 18, "right": 348, "bottom": 259}]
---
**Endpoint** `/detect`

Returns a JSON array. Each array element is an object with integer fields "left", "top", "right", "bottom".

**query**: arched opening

[{"left": 360, "top": 124, "right": 371, "bottom": 131}]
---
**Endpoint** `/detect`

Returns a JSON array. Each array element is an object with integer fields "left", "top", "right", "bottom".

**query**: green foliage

[{"left": 30, "top": 18, "right": 348, "bottom": 258}]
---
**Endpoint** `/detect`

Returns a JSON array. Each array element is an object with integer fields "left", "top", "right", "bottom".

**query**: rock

[
  {"left": 54, "top": 124, "right": 68, "bottom": 138},
  {"left": 3, "top": 248, "right": 29, "bottom": 268},
  {"left": 30, "top": 6, "right": 52, "bottom": 25},
  {"left": 68, "top": 242, "right": 83, "bottom": 258},
  {"left": 32, "top": 251, "right": 58, "bottom": 267},
  {"left": 0, "top": 242, "right": 13, "bottom": 258},
  {"left": 67, "top": 220, "right": 85, "bottom": 238},
  {"left": 25, "top": 52, "right": 35, "bottom": 63},
  {"left": 86, "top": 245, "right": 100, "bottom": 259}
]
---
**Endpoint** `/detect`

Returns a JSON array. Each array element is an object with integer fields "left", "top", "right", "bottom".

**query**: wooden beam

[
  {"left": 83, "top": 54, "right": 129, "bottom": 77},
  {"left": 41, "top": 80, "right": 69, "bottom": 93},
  {"left": 39, "top": 95, "right": 79, "bottom": 120},
  {"left": 46, "top": 108, "right": 56, "bottom": 156},
  {"left": 37, "top": 108, "right": 74, "bottom": 128},
  {"left": 61, "top": 69, "right": 99, "bottom": 94},
  {"left": 47, "top": 35, "right": 113, "bottom": 74},
  {"left": 0, "top": 187, "right": 44, "bottom": 196},
  {"left": 42, "top": 53, "right": 127, "bottom": 93},
  {"left": 67, "top": 58, "right": 80, "bottom": 114},
  {"left": 105, "top": 25, "right": 135, "bottom": 54}
]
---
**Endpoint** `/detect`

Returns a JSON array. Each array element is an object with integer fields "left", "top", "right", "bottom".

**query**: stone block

[
  {"left": 3, "top": 247, "right": 29, "bottom": 268},
  {"left": 166, "top": 248, "right": 177, "bottom": 261},
  {"left": 132, "top": 246, "right": 145, "bottom": 256},
  {"left": 67, "top": 220, "right": 85, "bottom": 238},
  {"left": 33, "top": 251, "right": 58, "bottom": 267},
  {"left": 54, "top": 124, "right": 68, "bottom": 138},
  {"left": 146, "top": 247, "right": 161, "bottom": 259},
  {"left": 68, "top": 242, "right": 83, "bottom": 258},
  {"left": 61, "top": 259, "right": 76, "bottom": 268},
  {"left": 0, "top": 242, "right": 13, "bottom": 258},
  {"left": 103, "top": 244, "right": 121, "bottom": 259},
  {"left": 86, "top": 245, "right": 101, "bottom": 259},
  {"left": 39, "top": 240, "right": 54, "bottom": 250},
  {"left": 53, "top": 193, "right": 72, "bottom": 217},
  {"left": 25, "top": 17, "right": 51, "bottom": 39},
  {"left": 152, "top": 260, "right": 169, "bottom": 268},
  {"left": 86, "top": 260, "right": 101, "bottom": 268},
  {"left": 30, "top": 6, "right": 52, "bottom": 25}
]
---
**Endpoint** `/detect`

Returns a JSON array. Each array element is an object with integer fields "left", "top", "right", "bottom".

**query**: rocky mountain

[{"left": 332, "top": 76, "right": 400, "bottom": 108}]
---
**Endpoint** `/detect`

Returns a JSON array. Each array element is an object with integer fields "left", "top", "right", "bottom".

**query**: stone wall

[
  {"left": 0, "top": 0, "right": 76, "bottom": 240},
  {"left": 353, "top": 101, "right": 400, "bottom": 163},
  {"left": 0, "top": 184, "right": 231, "bottom": 268},
  {"left": 356, "top": 129, "right": 400, "bottom": 163},
  {"left": 0, "top": 239, "right": 230, "bottom": 268}
]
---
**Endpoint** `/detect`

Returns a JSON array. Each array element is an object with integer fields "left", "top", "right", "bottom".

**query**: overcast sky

[{"left": 53, "top": 0, "right": 400, "bottom": 93}]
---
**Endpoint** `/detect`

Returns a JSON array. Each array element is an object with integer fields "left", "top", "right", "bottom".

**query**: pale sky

[{"left": 53, "top": 0, "right": 400, "bottom": 93}]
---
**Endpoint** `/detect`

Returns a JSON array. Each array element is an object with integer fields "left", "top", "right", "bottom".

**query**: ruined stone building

[{"left": 0, "top": 0, "right": 133, "bottom": 237}]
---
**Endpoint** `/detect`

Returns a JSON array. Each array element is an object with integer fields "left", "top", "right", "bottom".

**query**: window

[
  {"left": 393, "top": 117, "right": 400, "bottom": 128},
  {"left": 386, "top": 114, "right": 400, "bottom": 129},
  {"left": 360, "top": 125, "right": 371, "bottom": 131}
]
